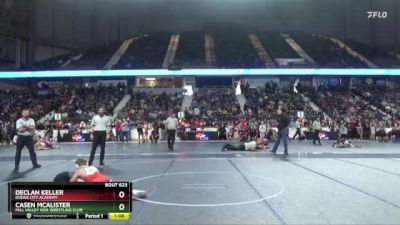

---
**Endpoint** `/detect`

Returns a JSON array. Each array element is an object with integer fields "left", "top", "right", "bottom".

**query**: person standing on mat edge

[
  {"left": 312, "top": 117, "right": 322, "bottom": 145},
  {"left": 89, "top": 107, "right": 111, "bottom": 166},
  {"left": 164, "top": 112, "right": 178, "bottom": 151},
  {"left": 14, "top": 109, "right": 41, "bottom": 172},
  {"left": 269, "top": 108, "right": 291, "bottom": 157}
]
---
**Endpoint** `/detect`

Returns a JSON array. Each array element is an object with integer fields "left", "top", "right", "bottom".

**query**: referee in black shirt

[
  {"left": 89, "top": 108, "right": 111, "bottom": 166},
  {"left": 14, "top": 109, "right": 41, "bottom": 172},
  {"left": 270, "top": 108, "right": 291, "bottom": 157}
]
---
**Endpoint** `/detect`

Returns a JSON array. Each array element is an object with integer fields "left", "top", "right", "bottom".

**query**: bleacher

[
  {"left": 213, "top": 29, "right": 263, "bottom": 68},
  {"left": 66, "top": 42, "right": 121, "bottom": 69},
  {"left": 256, "top": 31, "right": 299, "bottom": 59},
  {"left": 290, "top": 33, "right": 368, "bottom": 68},
  {"left": 344, "top": 40, "right": 400, "bottom": 68},
  {"left": 115, "top": 33, "right": 171, "bottom": 69},
  {"left": 173, "top": 31, "right": 206, "bottom": 68}
]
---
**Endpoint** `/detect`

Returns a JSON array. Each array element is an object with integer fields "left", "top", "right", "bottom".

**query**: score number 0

[{"left": 118, "top": 191, "right": 126, "bottom": 211}]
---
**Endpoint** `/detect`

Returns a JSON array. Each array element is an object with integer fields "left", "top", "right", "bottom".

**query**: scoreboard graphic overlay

[{"left": 9, "top": 182, "right": 132, "bottom": 220}]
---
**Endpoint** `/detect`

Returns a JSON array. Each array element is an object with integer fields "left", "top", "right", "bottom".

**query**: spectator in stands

[
  {"left": 249, "top": 125, "right": 258, "bottom": 141},
  {"left": 376, "top": 126, "right": 388, "bottom": 142},
  {"left": 115, "top": 119, "right": 122, "bottom": 143},
  {"left": 356, "top": 120, "right": 364, "bottom": 140},
  {"left": 312, "top": 118, "right": 322, "bottom": 145},
  {"left": 160, "top": 122, "right": 166, "bottom": 141},
  {"left": 150, "top": 123, "right": 160, "bottom": 143},
  {"left": 6, "top": 122, "right": 15, "bottom": 145},
  {"left": 227, "top": 122, "right": 235, "bottom": 140},
  {"left": 121, "top": 119, "right": 130, "bottom": 143},
  {"left": 240, "top": 118, "right": 247, "bottom": 139},
  {"left": 35, "top": 135, "right": 59, "bottom": 150},
  {"left": 137, "top": 123, "right": 144, "bottom": 143},
  {"left": 144, "top": 124, "right": 149, "bottom": 143},
  {"left": 218, "top": 124, "right": 227, "bottom": 140},
  {"left": 0, "top": 122, "right": 3, "bottom": 144},
  {"left": 370, "top": 121, "right": 376, "bottom": 140},
  {"left": 389, "top": 123, "right": 400, "bottom": 143},
  {"left": 339, "top": 123, "right": 348, "bottom": 140},
  {"left": 259, "top": 121, "right": 267, "bottom": 140}
]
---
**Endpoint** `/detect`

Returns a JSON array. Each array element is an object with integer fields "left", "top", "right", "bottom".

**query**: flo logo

[{"left": 367, "top": 11, "right": 388, "bottom": 19}]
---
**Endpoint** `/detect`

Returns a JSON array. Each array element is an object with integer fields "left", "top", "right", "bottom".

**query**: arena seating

[
  {"left": 0, "top": 89, "right": 63, "bottom": 122},
  {"left": 6, "top": 31, "right": 400, "bottom": 70},
  {"left": 256, "top": 31, "right": 299, "bottom": 59},
  {"left": 290, "top": 33, "right": 368, "bottom": 68},
  {"left": 54, "top": 85, "right": 126, "bottom": 124},
  {"left": 213, "top": 29, "right": 263, "bottom": 68},
  {"left": 66, "top": 42, "right": 121, "bottom": 69},
  {"left": 29, "top": 52, "right": 75, "bottom": 71},
  {"left": 303, "top": 84, "right": 388, "bottom": 125},
  {"left": 352, "top": 85, "right": 400, "bottom": 122},
  {"left": 243, "top": 83, "right": 322, "bottom": 126},
  {"left": 173, "top": 31, "right": 205, "bottom": 68},
  {"left": 188, "top": 88, "right": 242, "bottom": 125},
  {"left": 115, "top": 33, "right": 171, "bottom": 69},
  {"left": 345, "top": 40, "right": 400, "bottom": 68},
  {"left": 119, "top": 90, "right": 183, "bottom": 122}
]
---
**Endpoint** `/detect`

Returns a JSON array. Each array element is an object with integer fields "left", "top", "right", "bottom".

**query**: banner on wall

[
  {"left": 71, "top": 133, "right": 87, "bottom": 142},
  {"left": 97, "top": 80, "right": 127, "bottom": 86},
  {"left": 195, "top": 132, "right": 209, "bottom": 141},
  {"left": 313, "top": 78, "right": 340, "bottom": 87},
  {"left": 245, "top": 78, "right": 279, "bottom": 88},
  {"left": 37, "top": 81, "right": 65, "bottom": 95}
]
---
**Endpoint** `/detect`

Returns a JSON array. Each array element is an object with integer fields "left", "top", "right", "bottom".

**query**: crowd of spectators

[
  {"left": 1, "top": 80, "right": 400, "bottom": 144},
  {"left": 305, "top": 84, "right": 384, "bottom": 123},
  {"left": 352, "top": 84, "right": 400, "bottom": 121},
  {"left": 187, "top": 88, "right": 241, "bottom": 122},
  {"left": 0, "top": 88, "right": 64, "bottom": 145},
  {"left": 55, "top": 84, "right": 126, "bottom": 125},
  {"left": 243, "top": 82, "right": 321, "bottom": 124},
  {"left": 0, "top": 88, "right": 62, "bottom": 122},
  {"left": 0, "top": 84, "right": 126, "bottom": 136},
  {"left": 119, "top": 90, "right": 182, "bottom": 123},
  {"left": 303, "top": 83, "right": 400, "bottom": 141}
]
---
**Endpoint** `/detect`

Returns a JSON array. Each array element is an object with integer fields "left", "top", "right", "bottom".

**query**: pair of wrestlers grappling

[
  {"left": 50, "top": 140, "right": 265, "bottom": 197},
  {"left": 222, "top": 137, "right": 361, "bottom": 151},
  {"left": 52, "top": 139, "right": 268, "bottom": 198},
  {"left": 53, "top": 158, "right": 147, "bottom": 199}
]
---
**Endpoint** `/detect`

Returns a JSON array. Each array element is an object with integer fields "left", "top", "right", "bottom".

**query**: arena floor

[{"left": 0, "top": 140, "right": 399, "bottom": 225}]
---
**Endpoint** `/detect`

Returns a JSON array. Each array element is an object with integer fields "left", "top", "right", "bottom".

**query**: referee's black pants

[
  {"left": 313, "top": 130, "right": 321, "bottom": 145},
  {"left": 15, "top": 135, "right": 39, "bottom": 168},
  {"left": 167, "top": 130, "right": 176, "bottom": 149},
  {"left": 89, "top": 131, "right": 106, "bottom": 165}
]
